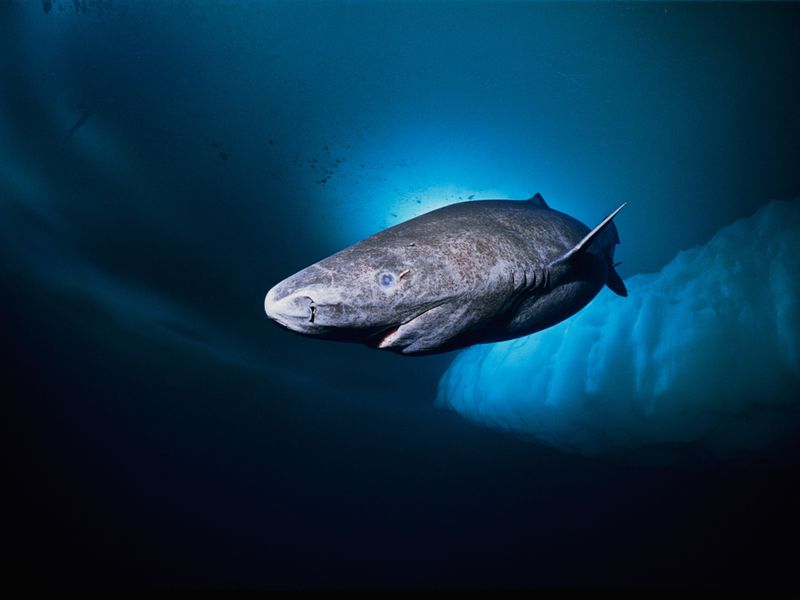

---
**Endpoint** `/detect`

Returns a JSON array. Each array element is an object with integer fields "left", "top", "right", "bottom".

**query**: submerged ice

[{"left": 436, "top": 199, "right": 800, "bottom": 460}]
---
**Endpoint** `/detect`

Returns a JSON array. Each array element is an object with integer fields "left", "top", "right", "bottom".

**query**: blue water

[{"left": 2, "top": 0, "right": 799, "bottom": 589}]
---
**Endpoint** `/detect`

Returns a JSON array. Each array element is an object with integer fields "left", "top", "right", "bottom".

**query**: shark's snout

[
  {"left": 264, "top": 285, "right": 316, "bottom": 330},
  {"left": 264, "top": 272, "right": 350, "bottom": 334}
]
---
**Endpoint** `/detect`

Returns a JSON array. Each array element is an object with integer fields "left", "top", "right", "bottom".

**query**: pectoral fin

[
  {"left": 552, "top": 203, "right": 626, "bottom": 266},
  {"left": 547, "top": 203, "right": 628, "bottom": 295}
]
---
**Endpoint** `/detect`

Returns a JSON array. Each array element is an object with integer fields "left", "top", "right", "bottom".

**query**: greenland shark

[{"left": 264, "top": 194, "right": 627, "bottom": 355}]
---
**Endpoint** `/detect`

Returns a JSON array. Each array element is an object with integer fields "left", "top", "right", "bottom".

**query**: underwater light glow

[
  {"left": 316, "top": 119, "right": 553, "bottom": 249},
  {"left": 436, "top": 199, "right": 800, "bottom": 461},
  {"left": 380, "top": 184, "right": 514, "bottom": 226}
]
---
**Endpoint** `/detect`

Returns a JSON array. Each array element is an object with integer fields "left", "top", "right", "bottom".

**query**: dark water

[{"left": 2, "top": 0, "right": 800, "bottom": 589}]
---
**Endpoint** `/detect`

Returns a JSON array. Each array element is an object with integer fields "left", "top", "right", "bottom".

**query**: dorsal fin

[
  {"left": 528, "top": 193, "right": 549, "bottom": 208},
  {"left": 549, "top": 203, "right": 627, "bottom": 267}
]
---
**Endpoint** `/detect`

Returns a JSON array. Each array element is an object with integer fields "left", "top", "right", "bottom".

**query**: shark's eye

[{"left": 379, "top": 273, "right": 395, "bottom": 287}]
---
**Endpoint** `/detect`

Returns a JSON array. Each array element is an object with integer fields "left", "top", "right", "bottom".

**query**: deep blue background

[{"left": 2, "top": 0, "right": 799, "bottom": 589}]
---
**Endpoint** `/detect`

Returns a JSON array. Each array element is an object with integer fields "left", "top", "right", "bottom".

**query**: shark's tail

[
  {"left": 600, "top": 212, "right": 627, "bottom": 297},
  {"left": 605, "top": 254, "right": 627, "bottom": 297}
]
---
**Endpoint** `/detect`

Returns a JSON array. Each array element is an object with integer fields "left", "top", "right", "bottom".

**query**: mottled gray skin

[{"left": 265, "top": 195, "right": 626, "bottom": 355}]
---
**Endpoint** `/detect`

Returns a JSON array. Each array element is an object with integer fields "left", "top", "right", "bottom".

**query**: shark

[{"left": 264, "top": 194, "right": 626, "bottom": 355}]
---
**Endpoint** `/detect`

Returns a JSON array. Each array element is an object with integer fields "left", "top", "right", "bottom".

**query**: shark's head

[{"left": 264, "top": 227, "right": 515, "bottom": 355}]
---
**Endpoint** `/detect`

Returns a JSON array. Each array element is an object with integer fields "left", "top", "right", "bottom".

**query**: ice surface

[{"left": 436, "top": 199, "right": 800, "bottom": 461}]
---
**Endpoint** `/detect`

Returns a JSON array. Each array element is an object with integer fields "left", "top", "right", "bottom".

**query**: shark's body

[{"left": 265, "top": 194, "right": 626, "bottom": 355}]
